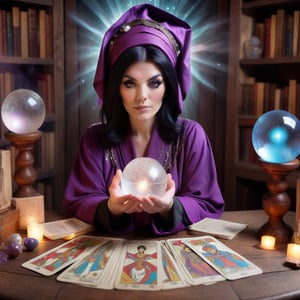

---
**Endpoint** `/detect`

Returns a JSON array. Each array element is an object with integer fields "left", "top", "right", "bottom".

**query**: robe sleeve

[
  {"left": 63, "top": 124, "right": 112, "bottom": 224},
  {"left": 64, "top": 124, "right": 136, "bottom": 233}
]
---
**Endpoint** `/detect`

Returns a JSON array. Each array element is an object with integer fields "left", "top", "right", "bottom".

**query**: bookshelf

[
  {"left": 0, "top": 0, "right": 64, "bottom": 210},
  {"left": 225, "top": 0, "right": 300, "bottom": 210}
]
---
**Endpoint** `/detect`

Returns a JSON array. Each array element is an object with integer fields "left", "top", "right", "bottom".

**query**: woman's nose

[{"left": 136, "top": 86, "right": 147, "bottom": 103}]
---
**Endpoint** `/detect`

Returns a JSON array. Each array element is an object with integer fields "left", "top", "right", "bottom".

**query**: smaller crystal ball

[
  {"left": 1, "top": 89, "right": 45, "bottom": 134},
  {"left": 252, "top": 110, "right": 300, "bottom": 163},
  {"left": 121, "top": 157, "right": 167, "bottom": 196}
]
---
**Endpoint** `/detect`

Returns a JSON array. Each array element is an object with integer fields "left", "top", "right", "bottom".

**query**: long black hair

[{"left": 99, "top": 45, "right": 182, "bottom": 148}]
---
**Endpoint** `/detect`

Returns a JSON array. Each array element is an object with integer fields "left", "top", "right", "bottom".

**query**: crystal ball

[
  {"left": 121, "top": 157, "right": 167, "bottom": 196},
  {"left": 1, "top": 89, "right": 45, "bottom": 134},
  {"left": 252, "top": 110, "right": 300, "bottom": 163}
]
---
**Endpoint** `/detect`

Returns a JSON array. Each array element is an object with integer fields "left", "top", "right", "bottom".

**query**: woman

[{"left": 64, "top": 4, "right": 224, "bottom": 236}]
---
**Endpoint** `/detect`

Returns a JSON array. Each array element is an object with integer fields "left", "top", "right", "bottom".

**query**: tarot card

[
  {"left": 160, "top": 242, "right": 189, "bottom": 289},
  {"left": 57, "top": 238, "right": 124, "bottom": 289},
  {"left": 165, "top": 238, "right": 225, "bottom": 285},
  {"left": 114, "top": 240, "right": 162, "bottom": 290},
  {"left": 184, "top": 236, "right": 263, "bottom": 280},
  {"left": 22, "top": 236, "right": 106, "bottom": 276}
]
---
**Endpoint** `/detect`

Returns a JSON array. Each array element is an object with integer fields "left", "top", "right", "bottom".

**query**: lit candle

[
  {"left": 260, "top": 235, "right": 276, "bottom": 250},
  {"left": 27, "top": 223, "right": 43, "bottom": 241},
  {"left": 286, "top": 243, "right": 300, "bottom": 264}
]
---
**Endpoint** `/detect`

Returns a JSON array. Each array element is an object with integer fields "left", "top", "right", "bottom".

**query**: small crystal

[
  {"left": 0, "top": 250, "right": 8, "bottom": 264},
  {"left": 24, "top": 237, "right": 39, "bottom": 251}
]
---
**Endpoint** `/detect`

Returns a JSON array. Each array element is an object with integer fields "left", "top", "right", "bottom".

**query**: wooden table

[{"left": 1, "top": 210, "right": 299, "bottom": 300}]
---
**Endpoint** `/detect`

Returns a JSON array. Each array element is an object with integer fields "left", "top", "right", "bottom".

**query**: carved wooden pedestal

[{"left": 258, "top": 159, "right": 300, "bottom": 243}]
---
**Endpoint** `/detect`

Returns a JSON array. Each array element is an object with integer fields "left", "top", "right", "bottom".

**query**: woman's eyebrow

[
  {"left": 148, "top": 74, "right": 163, "bottom": 81},
  {"left": 122, "top": 73, "right": 162, "bottom": 81},
  {"left": 122, "top": 75, "right": 136, "bottom": 81}
]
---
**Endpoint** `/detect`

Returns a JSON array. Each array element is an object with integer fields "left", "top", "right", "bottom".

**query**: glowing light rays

[{"left": 69, "top": 0, "right": 228, "bottom": 115}]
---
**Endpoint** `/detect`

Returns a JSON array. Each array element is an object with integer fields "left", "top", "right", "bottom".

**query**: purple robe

[{"left": 64, "top": 118, "right": 224, "bottom": 235}]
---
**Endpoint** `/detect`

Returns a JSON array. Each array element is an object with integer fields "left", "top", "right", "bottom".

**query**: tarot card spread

[{"left": 22, "top": 235, "right": 262, "bottom": 290}]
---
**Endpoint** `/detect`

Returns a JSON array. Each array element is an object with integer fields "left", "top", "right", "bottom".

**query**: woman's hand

[
  {"left": 139, "top": 174, "right": 175, "bottom": 218},
  {"left": 107, "top": 169, "right": 143, "bottom": 217}
]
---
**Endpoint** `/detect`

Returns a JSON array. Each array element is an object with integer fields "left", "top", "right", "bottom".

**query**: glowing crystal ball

[
  {"left": 252, "top": 110, "right": 300, "bottom": 163},
  {"left": 1, "top": 89, "right": 45, "bottom": 134},
  {"left": 121, "top": 157, "right": 167, "bottom": 196}
]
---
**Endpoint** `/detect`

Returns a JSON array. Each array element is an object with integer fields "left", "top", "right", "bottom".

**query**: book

[
  {"left": 286, "top": 14, "right": 293, "bottom": 56},
  {"left": 0, "top": 10, "right": 4, "bottom": 56},
  {"left": 6, "top": 11, "right": 13, "bottom": 56},
  {"left": 4, "top": 72, "right": 14, "bottom": 97},
  {"left": 20, "top": 11, "right": 28, "bottom": 58},
  {"left": 42, "top": 217, "right": 94, "bottom": 240},
  {"left": 28, "top": 8, "right": 38, "bottom": 57},
  {"left": 188, "top": 218, "right": 247, "bottom": 240},
  {"left": 275, "top": 9, "right": 286, "bottom": 57},
  {"left": 39, "top": 10, "right": 46, "bottom": 58},
  {"left": 253, "top": 81, "right": 264, "bottom": 116},
  {"left": 288, "top": 79, "right": 297, "bottom": 114},
  {"left": 293, "top": 10, "right": 299, "bottom": 56},
  {"left": 1, "top": 10, "right": 7, "bottom": 56},
  {"left": 270, "top": 14, "right": 277, "bottom": 58},
  {"left": 12, "top": 6, "right": 21, "bottom": 56}
]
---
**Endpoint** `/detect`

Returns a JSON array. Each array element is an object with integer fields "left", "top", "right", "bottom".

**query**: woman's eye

[
  {"left": 122, "top": 80, "right": 135, "bottom": 88},
  {"left": 148, "top": 80, "right": 162, "bottom": 88}
]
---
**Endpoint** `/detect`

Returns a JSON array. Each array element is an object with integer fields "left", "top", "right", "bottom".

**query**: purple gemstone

[
  {"left": 0, "top": 250, "right": 8, "bottom": 264},
  {"left": 24, "top": 237, "right": 39, "bottom": 251},
  {"left": 6, "top": 242, "right": 22, "bottom": 258}
]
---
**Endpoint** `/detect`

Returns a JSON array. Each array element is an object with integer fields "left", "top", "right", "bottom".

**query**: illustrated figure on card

[
  {"left": 30, "top": 237, "right": 99, "bottom": 272},
  {"left": 121, "top": 245, "right": 157, "bottom": 284},
  {"left": 73, "top": 242, "right": 111, "bottom": 277},
  {"left": 184, "top": 236, "right": 262, "bottom": 280},
  {"left": 180, "top": 245, "right": 220, "bottom": 276},
  {"left": 202, "top": 243, "right": 249, "bottom": 270}
]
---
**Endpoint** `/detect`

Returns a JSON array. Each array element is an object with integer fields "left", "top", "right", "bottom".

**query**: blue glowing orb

[{"left": 252, "top": 110, "right": 300, "bottom": 163}]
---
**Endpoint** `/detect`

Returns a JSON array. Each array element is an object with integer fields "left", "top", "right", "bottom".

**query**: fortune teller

[{"left": 64, "top": 3, "right": 224, "bottom": 235}]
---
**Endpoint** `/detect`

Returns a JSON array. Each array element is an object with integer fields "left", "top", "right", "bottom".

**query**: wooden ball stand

[
  {"left": 5, "top": 131, "right": 45, "bottom": 230},
  {"left": 258, "top": 158, "right": 299, "bottom": 243},
  {"left": 5, "top": 131, "right": 42, "bottom": 197}
]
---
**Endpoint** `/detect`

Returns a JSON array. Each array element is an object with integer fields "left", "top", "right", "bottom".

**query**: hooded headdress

[{"left": 93, "top": 3, "right": 192, "bottom": 112}]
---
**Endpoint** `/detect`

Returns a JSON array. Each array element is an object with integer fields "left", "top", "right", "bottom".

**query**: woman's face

[{"left": 120, "top": 61, "right": 166, "bottom": 124}]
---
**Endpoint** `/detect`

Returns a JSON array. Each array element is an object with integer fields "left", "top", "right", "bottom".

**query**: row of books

[
  {"left": 0, "top": 6, "right": 53, "bottom": 58},
  {"left": 0, "top": 71, "right": 54, "bottom": 114},
  {"left": 242, "top": 9, "right": 300, "bottom": 59},
  {"left": 239, "top": 78, "right": 300, "bottom": 117}
]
